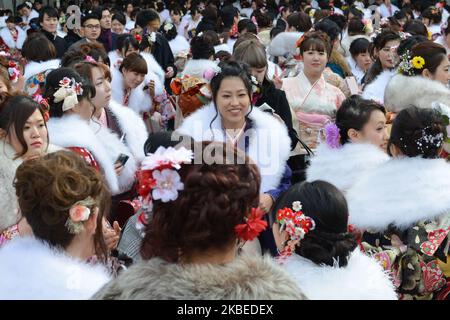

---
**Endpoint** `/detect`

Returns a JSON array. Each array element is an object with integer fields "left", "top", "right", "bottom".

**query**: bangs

[
  {"left": 121, "top": 54, "right": 148, "bottom": 75},
  {"left": 301, "top": 38, "right": 327, "bottom": 54}
]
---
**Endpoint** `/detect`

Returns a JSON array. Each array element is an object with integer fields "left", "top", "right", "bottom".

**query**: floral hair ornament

[
  {"left": 53, "top": 77, "right": 83, "bottom": 112},
  {"left": 163, "top": 22, "right": 174, "bottom": 32},
  {"left": 135, "top": 146, "right": 193, "bottom": 231},
  {"left": 295, "top": 34, "right": 306, "bottom": 48},
  {"left": 324, "top": 122, "right": 341, "bottom": 149},
  {"left": 250, "top": 75, "right": 259, "bottom": 94},
  {"left": 85, "top": 55, "right": 96, "bottom": 63},
  {"left": 65, "top": 197, "right": 96, "bottom": 234},
  {"left": 134, "top": 34, "right": 142, "bottom": 43},
  {"left": 147, "top": 31, "right": 156, "bottom": 44},
  {"left": 203, "top": 64, "right": 222, "bottom": 81},
  {"left": 7, "top": 61, "right": 20, "bottom": 84},
  {"left": 235, "top": 207, "right": 267, "bottom": 242},
  {"left": 33, "top": 94, "right": 50, "bottom": 122},
  {"left": 276, "top": 201, "right": 315, "bottom": 259}
]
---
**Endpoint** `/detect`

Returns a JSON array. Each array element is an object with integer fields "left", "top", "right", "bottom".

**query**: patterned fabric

[
  {"left": 24, "top": 71, "right": 48, "bottom": 97},
  {"left": 68, "top": 147, "right": 100, "bottom": 172},
  {"left": 123, "top": 89, "right": 131, "bottom": 106},
  {"left": 362, "top": 217, "right": 450, "bottom": 300},
  {"left": 0, "top": 223, "right": 20, "bottom": 248}
]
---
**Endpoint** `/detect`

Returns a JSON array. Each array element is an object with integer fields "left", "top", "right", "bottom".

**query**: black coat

[
  {"left": 152, "top": 32, "right": 177, "bottom": 93},
  {"left": 64, "top": 30, "right": 82, "bottom": 48},
  {"left": 42, "top": 30, "right": 68, "bottom": 59},
  {"left": 255, "top": 82, "right": 298, "bottom": 150}
]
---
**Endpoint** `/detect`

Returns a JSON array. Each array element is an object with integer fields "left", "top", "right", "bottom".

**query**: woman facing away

[
  {"left": 271, "top": 180, "right": 397, "bottom": 300},
  {"left": 0, "top": 150, "right": 111, "bottom": 299},
  {"left": 92, "top": 141, "right": 306, "bottom": 300}
]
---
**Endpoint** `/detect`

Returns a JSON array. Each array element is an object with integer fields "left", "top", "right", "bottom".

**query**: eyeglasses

[{"left": 84, "top": 24, "right": 101, "bottom": 29}]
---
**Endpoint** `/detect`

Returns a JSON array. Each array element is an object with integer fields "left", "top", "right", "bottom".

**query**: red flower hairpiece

[
  {"left": 235, "top": 208, "right": 268, "bottom": 241},
  {"left": 33, "top": 94, "right": 50, "bottom": 122},
  {"left": 134, "top": 34, "right": 142, "bottom": 43}
]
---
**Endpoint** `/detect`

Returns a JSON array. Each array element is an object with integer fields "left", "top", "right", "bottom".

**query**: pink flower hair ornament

[
  {"left": 65, "top": 197, "right": 96, "bottom": 234},
  {"left": 85, "top": 55, "right": 96, "bottom": 63}
]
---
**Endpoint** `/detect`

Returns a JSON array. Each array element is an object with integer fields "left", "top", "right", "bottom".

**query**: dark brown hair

[
  {"left": 22, "top": 32, "right": 56, "bottom": 62},
  {"left": 287, "top": 12, "right": 312, "bottom": 32},
  {"left": 299, "top": 31, "right": 332, "bottom": 58},
  {"left": 14, "top": 150, "right": 109, "bottom": 259},
  {"left": 0, "top": 93, "right": 48, "bottom": 158},
  {"left": 140, "top": 141, "right": 261, "bottom": 262},
  {"left": 73, "top": 61, "right": 112, "bottom": 84},
  {"left": 60, "top": 42, "right": 110, "bottom": 68},
  {"left": 407, "top": 41, "right": 447, "bottom": 76},
  {"left": 119, "top": 52, "right": 148, "bottom": 75}
]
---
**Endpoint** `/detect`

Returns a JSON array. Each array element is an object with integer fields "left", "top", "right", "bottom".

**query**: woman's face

[
  {"left": 7, "top": 109, "right": 48, "bottom": 158},
  {"left": 250, "top": 66, "right": 267, "bottom": 84},
  {"left": 122, "top": 68, "right": 145, "bottom": 89},
  {"left": 355, "top": 51, "right": 373, "bottom": 72},
  {"left": 350, "top": 110, "right": 388, "bottom": 150},
  {"left": 302, "top": 48, "right": 328, "bottom": 76},
  {"left": 215, "top": 77, "right": 250, "bottom": 128},
  {"left": 377, "top": 39, "right": 400, "bottom": 70},
  {"left": 170, "top": 11, "right": 181, "bottom": 24},
  {"left": 126, "top": 4, "right": 133, "bottom": 14},
  {"left": 0, "top": 79, "right": 9, "bottom": 94},
  {"left": 429, "top": 55, "right": 450, "bottom": 85},
  {"left": 91, "top": 66, "right": 112, "bottom": 111},
  {"left": 112, "top": 19, "right": 124, "bottom": 34}
]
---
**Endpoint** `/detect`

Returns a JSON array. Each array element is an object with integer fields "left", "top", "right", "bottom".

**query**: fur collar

[
  {"left": 384, "top": 74, "right": 450, "bottom": 112},
  {"left": 170, "top": 35, "right": 190, "bottom": 56},
  {"left": 347, "top": 157, "right": 450, "bottom": 231},
  {"left": 23, "top": 59, "right": 60, "bottom": 81},
  {"left": 0, "top": 237, "right": 110, "bottom": 299},
  {"left": 176, "top": 103, "right": 291, "bottom": 192},
  {"left": 47, "top": 115, "right": 137, "bottom": 195},
  {"left": 92, "top": 254, "right": 306, "bottom": 300},
  {"left": 181, "top": 59, "right": 220, "bottom": 82},
  {"left": 268, "top": 32, "right": 303, "bottom": 57},
  {"left": 0, "top": 26, "right": 26, "bottom": 49},
  {"left": 306, "top": 143, "right": 389, "bottom": 194},
  {"left": 107, "top": 100, "right": 148, "bottom": 161},
  {"left": 362, "top": 69, "right": 395, "bottom": 104},
  {"left": 214, "top": 43, "right": 232, "bottom": 54},
  {"left": 282, "top": 249, "right": 397, "bottom": 300},
  {"left": 140, "top": 51, "right": 165, "bottom": 85}
]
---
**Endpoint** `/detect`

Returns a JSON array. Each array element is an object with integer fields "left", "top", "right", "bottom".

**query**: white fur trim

[
  {"left": 306, "top": 143, "right": 389, "bottom": 193},
  {"left": 362, "top": 70, "right": 395, "bottom": 104},
  {"left": 0, "top": 237, "right": 111, "bottom": 299},
  {"left": 176, "top": 103, "right": 291, "bottom": 192},
  {"left": 384, "top": 74, "right": 450, "bottom": 112},
  {"left": 169, "top": 35, "right": 190, "bottom": 56},
  {"left": 0, "top": 26, "right": 26, "bottom": 50},
  {"left": 140, "top": 51, "right": 165, "bottom": 85},
  {"left": 181, "top": 59, "right": 220, "bottom": 83},
  {"left": 282, "top": 249, "right": 397, "bottom": 300},
  {"left": 267, "top": 32, "right": 303, "bottom": 57},
  {"left": 214, "top": 43, "right": 232, "bottom": 54},
  {"left": 347, "top": 157, "right": 450, "bottom": 231},
  {"left": 23, "top": 59, "right": 60, "bottom": 81},
  {"left": 107, "top": 100, "right": 148, "bottom": 161},
  {"left": 47, "top": 115, "right": 137, "bottom": 195}
]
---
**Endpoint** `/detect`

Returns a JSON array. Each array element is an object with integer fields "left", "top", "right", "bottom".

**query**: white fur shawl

[
  {"left": 362, "top": 69, "right": 395, "bottom": 104},
  {"left": 267, "top": 32, "right": 303, "bottom": 57},
  {"left": 92, "top": 254, "right": 306, "bottom": 300},
  {"left": 23, "top": 59, "right": 60, "bottom": 81},
  {"left": 0, "top": 26, "right": 26, "bottom": 50},
  {"left": 107, "top": 100, "right": 147, "bottom": 161},
  {"left": 169, "top": 35, "right": 190, "bottom": 56},
  {"left": 0, "top": 237, "right": 111, "bottom": 299},
  {"left": 140, "top": 51, "right": 165, "bottom": 85},
  {"left": 282, "top": 249, "right": 397, "bottom": 300},
  {"left": 181, "top": 59, "right": 220, "bottom": 83},
  {"left": 214, "top": 43, "right": 232, "bottom": 54},
  {"left": 384, "top": 74, "right": 450, "bottom": 112},
  {"left": 306, "top": 143, "right": 389, "bottom": 194},
  {"left": 347, "top": 157, "right": 450, "bottom": 231},
  {"left": 47, "top": 114, "right": 137, "bottom": 195},
  {"left": 176, "top": 103, "right": 291, "bottom": 193}
]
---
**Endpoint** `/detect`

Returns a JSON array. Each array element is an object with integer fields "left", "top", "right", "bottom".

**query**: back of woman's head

[
  {"left": 422, "top": 6, "right": 442, "bottom": 24},
  {"left": 190, "top": 33, "right": 215, "bottom": 60},
  {"left": 336, "top": 95, "right": 386, "bottom": 145},
  {"left": 314, "top": 18, "right": 341, "bottom": 44},
  {"left": 160, "top": 20, "right": 178, "bottom": 41},
  {"left": 287, "top": 11, "right": 312, "bottom": 32},
  {"left": 272, "top": 180, "right": 357, "bottom": 267},
  {"left": 397, "top": 34, "right": 428, "bottom": 56},
  {"left": 14, "top": 150, "right": 109, "bottom": 256},
  {"left": 44, "top": 68, "right": 95, "bottom": 118},
  {"left": 22, "top": 32, "right": 56, "bottom": 62},
  {"left": 232, "top": 39, "right": 267, "bottom": 69},
  {"left": 119, "top": 52, "right": 148, "bottom": 74},
  {"left": 403, "top": 19, "right": 428, "bottom": 37},
  {"left": 140, "top": 141, "right": 261, "bottom": 262},
  {"left": 347, "top": 18, "right": 365, "bottom": 36},
  {"left": 61, "top": 42, "right": 110, "bottom": 67},
  {"left": 210, "top": 60, "right": 253, "bottom": 105},
  {"left": 252, "top": 9, "right": 272, "bottom": 29},
  {"left": 405, "top": 41, "right": 447, "bottom": 76},
  {"left": 388, "top": 106, "right": 445, "bottom": 159},
  {"left": 0, "top": 93, "right": 48, "bottom": 157}
]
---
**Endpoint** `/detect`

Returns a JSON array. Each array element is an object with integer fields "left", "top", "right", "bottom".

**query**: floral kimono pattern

[
  {"left": 24, "top": 71, "right": 48, "bottom": 97},
  {"left": 362, "top": 216, "right": 450, "bottom": 300}
]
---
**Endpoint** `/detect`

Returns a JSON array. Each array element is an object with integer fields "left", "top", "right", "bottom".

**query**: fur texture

[
  {"left": 384, "top": 74, "right": 450, "bottom": 112},
  {"left": 282, "top": 249, "right": 398, "bottom": 300},
  {"left": 169, "top": 35, "right": 190, "bottom": 56},
  {"left": 306, "top": 143, "right": 389, "bottom": 193},
  {"left": 214, "top": 43, "right": 232, "bottom": 54},
  {"left": 0, "top": 26, "right": 26, "bottom": 50},
  {"left": 0, "top": 237, "right": 111, "bottom": 299},
  {"left": 268, "top": 32, "right": 304, "bottom": 57},
  {"left": 107, "top": 100, "right": 147, "bottom": 161},
  {"left": 181, "top": 59, "right": 220, "bottom": 82},
  {"left": 347, "top": 157, "right": 450, "bottom": 231},
  {"left": 140, "top": 51, "right": 165, "bottom": 85},
  {"left": 47, "top": 114, "right": 137, "bottom": 195},
  {"left": 23, "top": 59, "right": 60, "bottom": 81},
  {"left": 362, "top": 69, "right": 395, "bottom": 104},
  {"left": 176, "top": 103, "right": 291, "bottom": 192},
  {"left": 92, "top": 254, "right": 306, "bottom": 299}
]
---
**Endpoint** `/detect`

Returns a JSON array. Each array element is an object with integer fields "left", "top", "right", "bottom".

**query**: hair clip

[
  {"left": 65, "top": 197, "right": 96, "bottom": 234},
  {"left": 53, "top": 77, "right": 83, "bottom": 112}
]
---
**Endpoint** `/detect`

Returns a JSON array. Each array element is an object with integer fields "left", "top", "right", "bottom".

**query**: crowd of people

[{"left": 0, "top": 0, "right": 449, "bottom": 300}]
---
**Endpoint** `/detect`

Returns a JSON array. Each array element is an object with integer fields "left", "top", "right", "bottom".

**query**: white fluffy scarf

[
  {"left": 177, "top": 102, "right": 291, "bottom": 192},
  {"left": 0, "top": 26, "right": 26, "bottom": 50},
  {"left": 0, "top": 237, "right": 111, "bottom": 299},
  {"left": 362, "top": 69, "right": 395, "bottom": 104},
  {"left": 347, "top": 156, "right": 450, "bottom": 231},
  {"left": 23, "top": 59, "right": 60, "bottom": 81}
]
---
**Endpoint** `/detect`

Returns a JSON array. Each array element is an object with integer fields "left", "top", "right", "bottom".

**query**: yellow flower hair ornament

[{"left": 411, "top": 56, "right": 425, "bottom": 69}]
